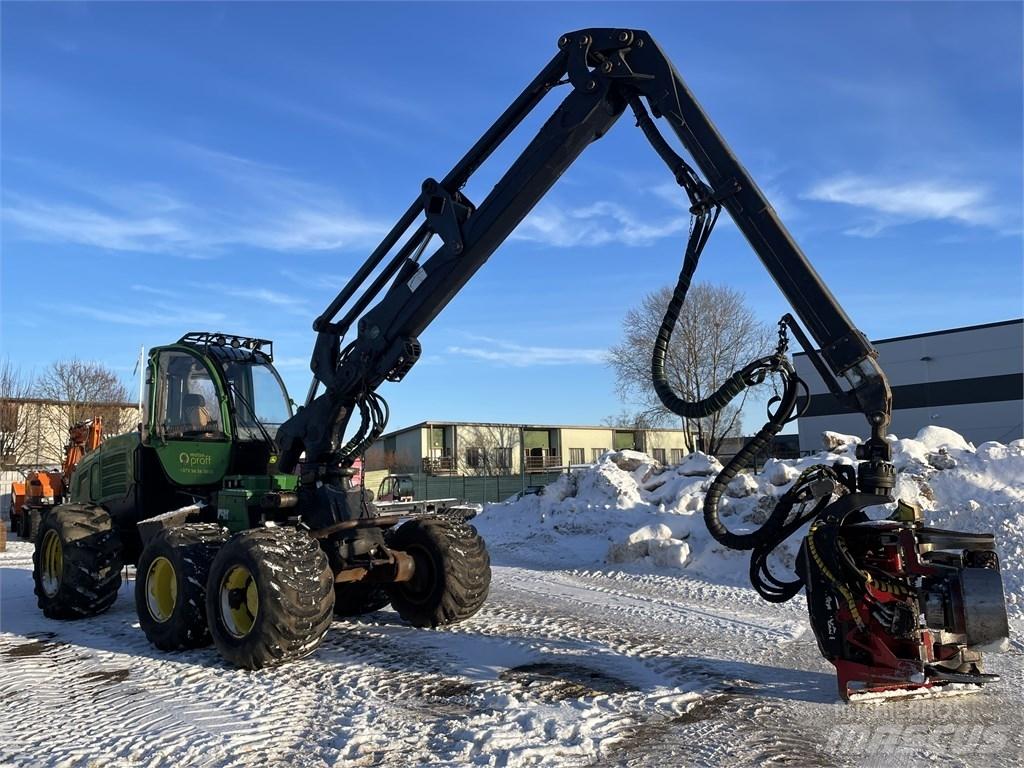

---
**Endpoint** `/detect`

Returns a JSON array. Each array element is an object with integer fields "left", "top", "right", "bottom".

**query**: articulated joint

[
  {"left": 560, "top": 28, "right": 645, "bottom": 94},
  {"left": 421, "top": 178, "right": 474, "bottom": 255}
]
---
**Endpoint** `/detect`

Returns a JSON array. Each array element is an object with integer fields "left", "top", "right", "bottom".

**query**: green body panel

[
  {"left": 215, "top": 475, "right": 297, "bottom": 532},
  {"left": 70, "top": 432, "right": 140, "bottom": 505},
  {"left": 223, "top": 473, "right": 298, "bottom": 493},
  {"left": 216, "top": 488, "right": 253, "bottom": 533},
  {"left": 155, "top": 441, "right": 232, "bottom": 485}
]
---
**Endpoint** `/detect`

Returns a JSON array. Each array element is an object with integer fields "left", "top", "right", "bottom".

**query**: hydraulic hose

[
  {"left": 649, "top": 194, "right": 803, "bottom": 550},
  {"left": 701, "top": 356, "right": 800, "bottom": 550},
  {"left": 635, "top": 89, "right": 816, "bottom": 602}
]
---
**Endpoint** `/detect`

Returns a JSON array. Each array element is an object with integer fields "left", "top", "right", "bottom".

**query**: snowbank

[{"left": 475, "top": 427, "right": 1024, "bottom": 613}]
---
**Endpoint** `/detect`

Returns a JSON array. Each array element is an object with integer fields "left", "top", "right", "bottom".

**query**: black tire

[
  {"left": 386, "top": 518, "right": 491, "bottom": 628},
  {"left": 333, "top": 583, "right": 390, "bottom": 617},
  {"left": 33, "top": 504, "right": 123, "bottom": 619},
  {"left": 19, "top": 508, "right": 40, "bottom": 541},
  {"left": 135, "top": 523, "right": 229, "bottom": 651},
  {"left": 206, "top": 527, "right": 335, "bottom": 669}
]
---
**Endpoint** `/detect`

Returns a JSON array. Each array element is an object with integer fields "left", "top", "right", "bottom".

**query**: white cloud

[
  {"left": 4, "top": 196, "right": 193, "bottom": 252},
  {"left": 2, "top": 145, "right": 389, "bottom": 255},
  {"left": 804, "top": 175, "right": 1005, "bottom": 235},
  {"left": 446, "top": 336, "right": 606, "bottom": 367},
  {"left": 221, "top": 287, "right": 309, "bottom": 315},
  {"left": 512, "top": 200, "right": 688, "bottom": 248},
  {"left": 56, "top": 302, "right": 228, "bottom": 328},
  {"left": 131, "top": 284, "right": 180, "bottom": 298},
  {"left": 279, "top": 268, "right": 349, "bottom": 290}
]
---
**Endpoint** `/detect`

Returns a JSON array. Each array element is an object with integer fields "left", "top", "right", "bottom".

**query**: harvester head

[{"left": 799, "top": 502, "right": 1009, "bottom": 702}]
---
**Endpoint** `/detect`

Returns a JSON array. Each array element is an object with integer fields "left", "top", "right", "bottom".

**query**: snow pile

[{"left": 475, "top": 426, "right": 1024, "bottom": 612}]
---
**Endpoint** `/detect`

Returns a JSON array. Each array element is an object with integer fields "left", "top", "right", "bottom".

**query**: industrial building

[
  {"left": 794, "top": 318, "right": 1023, "bottom": 452},
  {"left": 364, "top": 420, "right": 692, "bottom": 476}
]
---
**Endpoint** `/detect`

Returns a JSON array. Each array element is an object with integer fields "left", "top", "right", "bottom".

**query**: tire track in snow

[
  {"left": 496, "top": 566, "right": 805, "bottom": 642},
  {"left": 3, "top": 542, "right": 1022, "bottom": 768}
]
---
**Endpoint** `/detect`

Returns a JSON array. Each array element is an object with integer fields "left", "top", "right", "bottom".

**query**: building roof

[
  {"left": 375, "top": 420, "right": 690, "bottom": 441},
  {"left": 0, "top": 397, "right": 137, "bottom": 408},
  {"left": 793, "top": 317, "right": 1023, "bottom": 357}
]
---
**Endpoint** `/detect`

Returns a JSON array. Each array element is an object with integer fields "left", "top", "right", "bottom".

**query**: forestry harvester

[{"left": 31, "top": 28, "right": 1009, "bottom": 701}]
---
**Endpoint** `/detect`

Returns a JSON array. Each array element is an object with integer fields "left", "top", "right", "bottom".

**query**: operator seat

[{"left": 183, "top": 394, "right": 211, "bottom": 431}]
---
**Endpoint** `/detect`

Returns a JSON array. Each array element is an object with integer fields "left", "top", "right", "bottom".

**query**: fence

[{"left": 365, "top": 470, "right": 565, "bottom": 506}]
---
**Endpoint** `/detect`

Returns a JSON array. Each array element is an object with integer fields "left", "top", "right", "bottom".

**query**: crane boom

[{"left": 276, "top": 28, "right": 890, "bottom": 480}]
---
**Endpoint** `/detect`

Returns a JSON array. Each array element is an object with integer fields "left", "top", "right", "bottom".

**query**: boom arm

[{"left": 276, "top": 28, "right": 892, "bottom": 480}]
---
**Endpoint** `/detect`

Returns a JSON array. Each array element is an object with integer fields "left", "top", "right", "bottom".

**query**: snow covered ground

[{"left": 2, "top": 427, "right": 1022, "bottom": 767}]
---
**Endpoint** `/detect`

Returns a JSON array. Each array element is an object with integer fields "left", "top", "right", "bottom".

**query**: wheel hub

[
  {"left": 220, "top": 564, "right": 258, "bottom": 638},
  {"left": 40, "top": 529, "right": 63, "bottom": 598},
  {"left": 145, "top": 556, "right": 178, "bottom": 623},
  {"left": 401, "top": 546, "right": 437, "bottom": 605}
]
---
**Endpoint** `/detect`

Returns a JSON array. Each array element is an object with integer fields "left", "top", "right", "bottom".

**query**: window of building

[
  {"left": 592, "top": 448, "right": 607, "bottom": 462},
  {"left": 652, "top": 448, "right": 667, "bottom": 464},
  {"left": 671, "top": 448, "right": 684, "bottom": 465},
  {"left": 465, "top": 446, "right": 487, "bottom": 468},
  {"left": 494, "top": 447, "right": 512, "bottom": 469},
  {"left": 0, "top": 401, "right": 18, "bottom": 434},
  {"left": 569, "top": 448, "right": 585, "bottom": 465}
]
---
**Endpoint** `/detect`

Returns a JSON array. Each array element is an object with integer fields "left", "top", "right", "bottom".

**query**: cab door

[{"left": 145, "top": 347, "right": 232, "bottom": 487}]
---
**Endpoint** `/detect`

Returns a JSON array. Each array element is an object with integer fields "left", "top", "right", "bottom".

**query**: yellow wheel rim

[
  {"left": 145, "top": 556, "right": 178, "bottom": 623},
  {"left": 220, "top": 564, "right": 258, "bottom": 638},
  {"left": 40, "top": 530, "right": 63, "bottom": 598}
]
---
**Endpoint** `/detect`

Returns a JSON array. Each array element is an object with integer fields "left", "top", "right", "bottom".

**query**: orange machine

[{"left": 10, "top": 418, "right": 103, "bottom": 540}]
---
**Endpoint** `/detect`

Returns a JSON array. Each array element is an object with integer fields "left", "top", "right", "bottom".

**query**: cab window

[
  {"left": 155, "top": 351, "right": 226, "bottom": 440},
  {"left": 221, "top": 360, "right": 292, "bottom": 440}
]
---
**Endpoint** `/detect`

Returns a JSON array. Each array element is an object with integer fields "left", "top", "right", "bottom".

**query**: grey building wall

[{"left": 795, "top": 319, "right": 1023, "bottom": 451}]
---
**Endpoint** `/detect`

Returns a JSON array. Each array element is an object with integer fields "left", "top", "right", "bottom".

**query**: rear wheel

[
  {"left": 136, "top": 524, "right": 229, "bottom": 651},
  {"left": 386, "top": 518, "right": 491, "bottom": 628},
  {"left": 33, "top": 504, "right": 123, "bottom": 619},
  {"left": 206, "top": 527, "right": 334, "bottom": 669}
]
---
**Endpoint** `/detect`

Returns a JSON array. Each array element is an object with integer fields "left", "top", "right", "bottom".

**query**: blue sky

[{"left": 2, "top": 2, "right": 1022, "bottom": 435}]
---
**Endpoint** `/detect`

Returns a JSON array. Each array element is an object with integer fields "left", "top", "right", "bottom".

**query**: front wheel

[
  {"left": 33, "top": 504, "right": 123, "bottom": 619},
  {"left": 136, "top": 523, "right": 229, "bottom": 651},
  {"left": 386, "top": 518, "right": 491, "bottom": 628},
  {"left": 206, "top": 527, "right": 335, "bottom": 669}
]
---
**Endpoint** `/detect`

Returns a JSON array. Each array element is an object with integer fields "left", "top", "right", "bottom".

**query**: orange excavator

[{"left": 10, "top": 418, "right": 103, "bottom": 540}]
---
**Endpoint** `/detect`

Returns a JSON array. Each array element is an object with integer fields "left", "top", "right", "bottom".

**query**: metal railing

[
  {"left": 422, "top": 456, "right": 456, "bottom": 475},
  {"left": 523, "top": 454, "right": 563, "bottom": 472}
]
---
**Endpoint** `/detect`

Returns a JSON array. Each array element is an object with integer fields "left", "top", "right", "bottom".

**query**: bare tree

[
  {"left": 460, "top": 424, "right": 519, "bottom": 476},
  {"left": 608, "top": 282, "right": 773, "bottom": 456},
  {"left": 601, "top": 408, "right": 672, "bottom": 431},
  {"left": 34, "top": 360, "right": 132, "bottom": 463},
  {"left": 365, "top": 449, "right": 400, "bottom": 473},
  {"left": 0, "top": 359, "right": 36, "bottom": 468}
]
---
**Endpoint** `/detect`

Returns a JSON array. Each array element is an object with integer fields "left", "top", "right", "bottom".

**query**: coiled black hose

[
  {"left": 650, "top": 214, "right": 802, "bottom": 548},
  {"left": 649, "top": 186, "right": 808, "bottom": 595},
  {"left": 699, "top": 356, "right": 801, "bottom": 550},
  {"left": 635, "top": 91, "right": 822, "bottom": 604}
]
